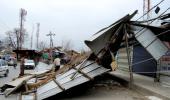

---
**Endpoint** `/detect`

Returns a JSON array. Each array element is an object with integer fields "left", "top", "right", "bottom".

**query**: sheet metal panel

[
  {"left": 36, "top": 62, "right": 109, "bottom": 100},
  {"left": 38, "top": 88, "right": 62, "bottom": 100},
  {"left": 56, "top": 69, "right": 76, "bottom": 81},
  {"left": 56, "top": 63, "right": 100, "bottom": 84},
  {"left": 147, "top": 40, "right": 168, "bottom": 60},
  {"left": 56, "top": 61, "right": 93, "bottom": 81},
  {"left": 116, "top": 47, "right": 133, "bottom": 72},
  {"left": 38, "top": 67, "right": 109, "bottom": 100},
  {"left": 22, "top": 94, "right": 34, "bottom": 100},
  {"left": 62, "top": 67, "right": 108, "bottom": 90},
  {"left": 84, "top": 12, "right": 137, "bottom": 55},
  {"left": 132, "top": 25, "right": 168, "bottom": 60},
  {"left": 37, "top": 81, "right": 60, "bottom": 95},
  {"left": 85, "top": 30, "right": 113, "bottom": 55},
  {"left": 56, "top": 61, "right": 99, "bottom": 81},
  {"left": 21, "top": 60, "right": 109, "bottom": 100}
]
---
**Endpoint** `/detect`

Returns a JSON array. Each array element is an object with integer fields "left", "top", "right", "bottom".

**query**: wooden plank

[
  {"left": 70, "top": 59, "right": 88, "bottom": 79},
  {"left": 72, "top": 67, "right": 93, "bottom": 80},
  {"left": 24, "top": 82, "right": 29, "bottom": 93},
  {"left": 125, "top": 27, "right": 133, "bottom": 89},
  {"left": 70, "top": 61, "right": 95, "bottom": 80},
  {"left": 53, "top": 79, "right": 65, "bottom": 91}
]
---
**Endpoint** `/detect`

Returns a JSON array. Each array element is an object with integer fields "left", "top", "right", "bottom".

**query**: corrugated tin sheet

[
  {"left": 131, "top": 25, "right": 169, "bottom": 60},
  {"left": 21, "top": 61, "right": 110, "bottom": 100},
  {"left": 116, "top": 47, "right": 133, "bottom": 72}
]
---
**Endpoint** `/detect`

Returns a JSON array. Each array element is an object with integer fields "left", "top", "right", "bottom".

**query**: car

[
  {"left": 8, "top": 57, "right": 17, "bottom": 67},
  {"left": 1, "top": 55, "right": 11, "bottom": 62},
  {"left": 24, "top": 60, "right": 35, "bottom": 69},
  {"left": 0, "top": 59, "right": 9, "bottom": 77}
]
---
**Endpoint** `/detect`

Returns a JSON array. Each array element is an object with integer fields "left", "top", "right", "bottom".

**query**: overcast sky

[{"left": 0, "top": 0, "right": 169, "bottom": 51}]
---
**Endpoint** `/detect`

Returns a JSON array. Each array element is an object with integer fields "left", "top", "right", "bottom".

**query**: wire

[
  {"left": 118, "top": 70, "right": 170, "bottom": 74},
  {"left": 100, "top": 28, "right": 170, "bottom": 68},
  {"left": 136, "top": 0, "right": 165, "bottom": 21},
  {"left": 129, "top": 7, "right": 170, "bottom": 47},
  {"left": 135, "top": 7, "right": 170, "bottom": 23},
  {"left": 129, "top": 29, "right": 170, "bottom": 48},
  {"left": 132, "top": 58, "right": 154, "bottom": 66}
]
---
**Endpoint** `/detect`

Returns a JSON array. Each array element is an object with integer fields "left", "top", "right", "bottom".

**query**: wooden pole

[
  {"left": 19, "top": 57, "right": 25, "bottom": 77},
  {"left": 155, "top": 59, "right": 161, "bottom": 82},
  {"left": 125, "top": 27, "right": 133, "bottom": 89}
]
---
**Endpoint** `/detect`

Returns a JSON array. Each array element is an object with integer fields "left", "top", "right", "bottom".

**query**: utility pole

[
  {"left": 46, "top": 31, "right": 55, "bottom": 62},
  {"left": 19, "top": 8, "right": 27, "bottom": 77},
  {"left": 46, "top": 31, "right": 55, "bottom": 48},
  {"left": 143, "top": 0, "right": 151, "bottom": 20},
  {"left": 36, "top": 23, "right": 40, "bottom": 49},
  {"left": 19, "top": 8, "right": 27, "bottom": 49},
  {"left": 30, "top": 25, "right": 34, "bottom": 49}
]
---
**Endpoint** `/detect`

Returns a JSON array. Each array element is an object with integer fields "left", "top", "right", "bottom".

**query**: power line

[
  {"left": 137, "top": 0, "right": 165, "bottom": 21},
  {"left": 138, "top": 7, "right": 170, "bottom": 23}
]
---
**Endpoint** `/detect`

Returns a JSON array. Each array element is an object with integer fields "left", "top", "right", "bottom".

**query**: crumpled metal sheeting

[{"left": 21, "top": 61, "right": 110, "bottom": 100}]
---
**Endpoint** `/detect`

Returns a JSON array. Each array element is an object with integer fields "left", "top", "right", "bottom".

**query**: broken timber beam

[
  {"left": 70, "top": 59, "right": 88, "bottom": 79},
  {"left": 72, "top": 67, "right": 94, "bottom": 80},
  {"left": 52, "top": 79, "right": 65, "bottom": 91},
  {"left": 70, "top": 61, "right": 95, "bottom": 80}
]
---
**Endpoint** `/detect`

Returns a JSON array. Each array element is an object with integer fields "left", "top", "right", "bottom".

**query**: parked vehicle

[
  {"left": 8, "top": 57, "right": 17, "bottom": 67},
  {"left": 24, "top": 60, "right": 35, "bottom": 69},
  {"left": 1, "top": 55, "right": 11, "bottom": 62},
  {"left": 0, "top": 59, "right": 9, "bottom": 77}
]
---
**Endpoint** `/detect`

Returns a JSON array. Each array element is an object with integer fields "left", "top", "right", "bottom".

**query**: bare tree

[
  {"left": 61, "top": 39, "right": 74, "bottom": 51},
  {"left": 5, "top": 28, "right": 28, "bottom": 50},
  {"left": 6, "top": 30, "right": 17, "bottom": 49},
  {"left": 38, "top": 41, "right": 47, "bottom": 50}
]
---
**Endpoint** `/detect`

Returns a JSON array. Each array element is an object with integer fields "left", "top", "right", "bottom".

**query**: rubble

[{"left": 1, "top": 10, "right": 170, "bottom": 100}]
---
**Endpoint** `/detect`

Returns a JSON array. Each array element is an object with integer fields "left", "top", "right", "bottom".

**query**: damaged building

[{"left": 0, "top": 10, "right": 170, "bottom": 100}]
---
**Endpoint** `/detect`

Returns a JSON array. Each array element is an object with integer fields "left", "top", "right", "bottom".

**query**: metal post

[
  {"left": 46, "top": 32, "right": 55, "bottom": 63},
  {"left": 155, "top": 59, "right": 161, "bottom": 82},
  {"left": 125, "top": 30, "right": 133, "bottom": 89}
]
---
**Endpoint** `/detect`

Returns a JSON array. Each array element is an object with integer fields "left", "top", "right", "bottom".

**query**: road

[
  {"left": 0, "top": 64, "right": 148, "bottom": 100},
  {"left": 0, "top": 64, "right": 20, "bottom": 100},
  {"left": 0, "top": 64, "right": 20, "bottom": 87}
]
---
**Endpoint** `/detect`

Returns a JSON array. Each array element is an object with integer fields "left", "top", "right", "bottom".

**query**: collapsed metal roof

[
  {"left": 1, "top": 58, "right": 110, "bottom": 100},
  {"left": 85, "top": 10, "right": 169, "bottom": 61},
  {"left": 1, "top": 10, "right": 169, "bottom": 100}
]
